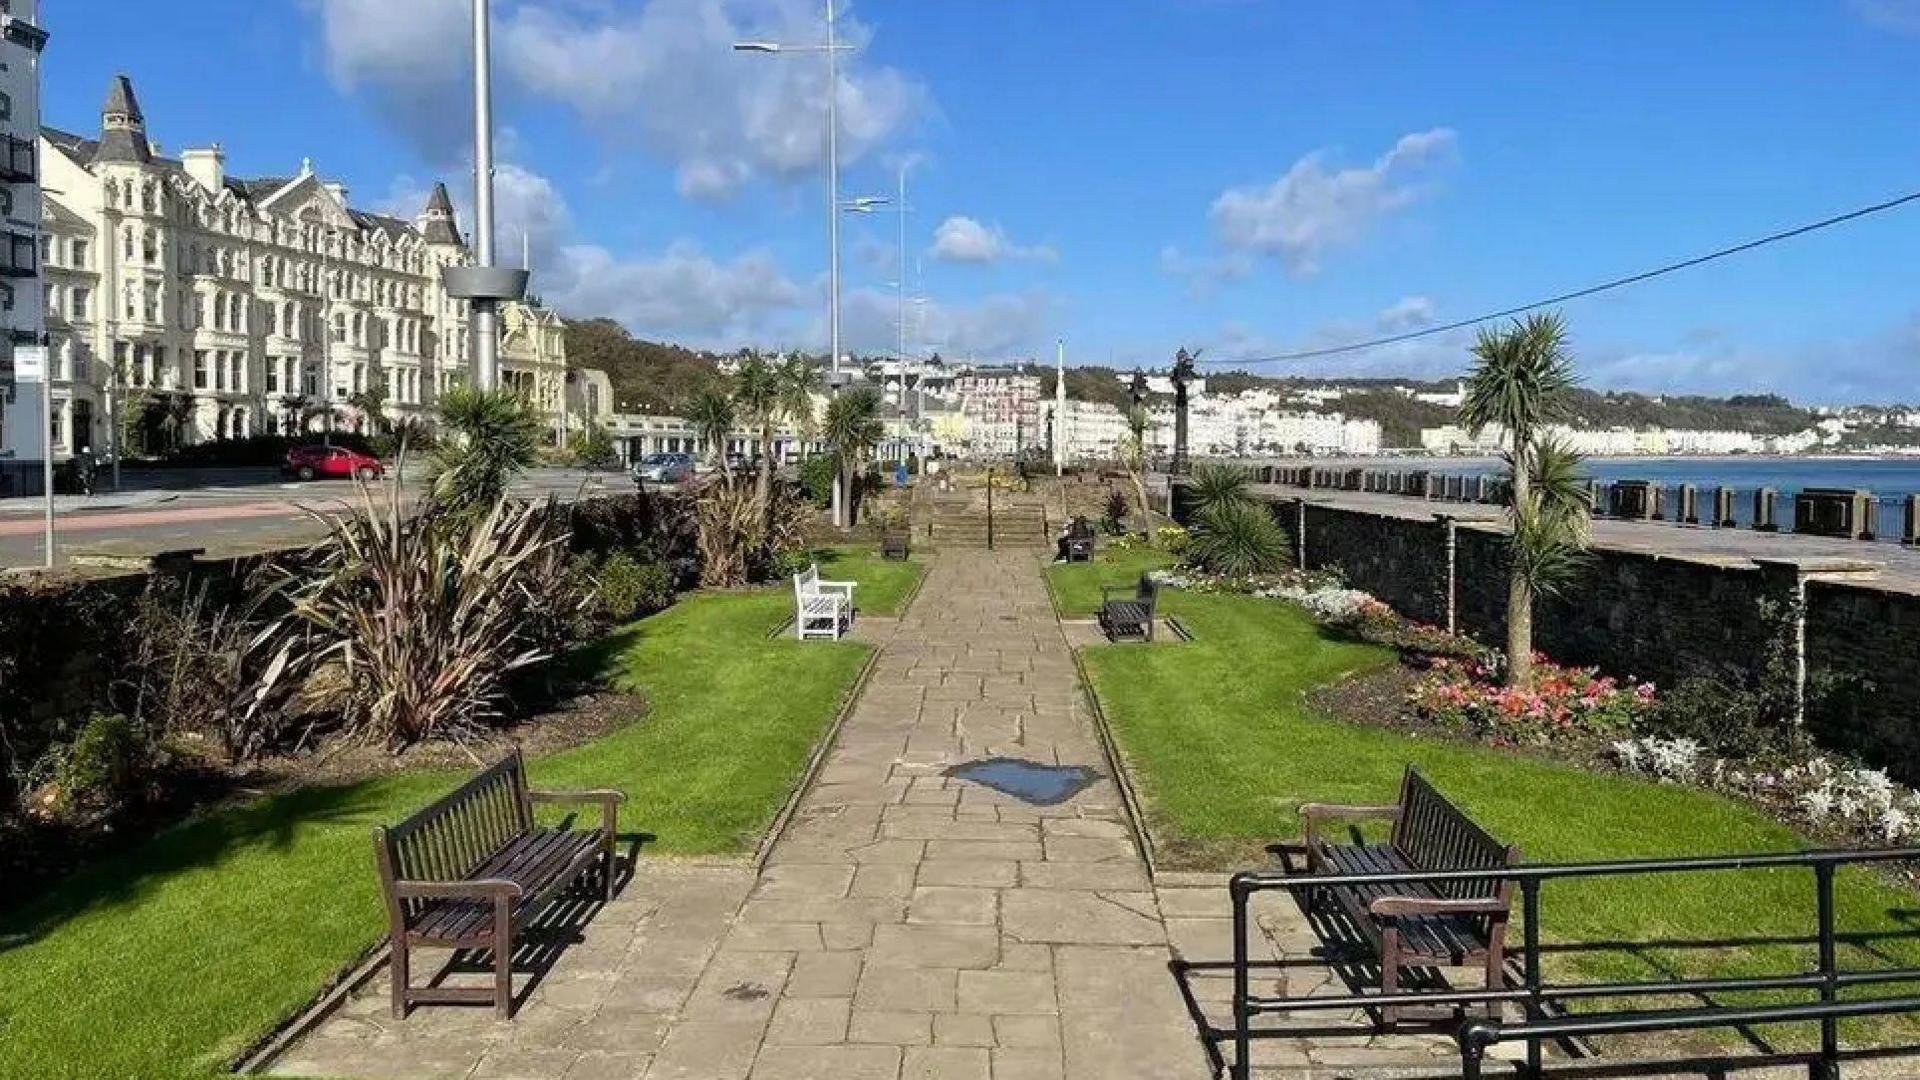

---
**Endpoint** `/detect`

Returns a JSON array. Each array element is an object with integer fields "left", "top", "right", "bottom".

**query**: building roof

[
  {"left": 421, "top": 182, "right": 464, "bottom": 246},
  {"left": 95, "top": 75, "right": 153, "bottom": 164}
]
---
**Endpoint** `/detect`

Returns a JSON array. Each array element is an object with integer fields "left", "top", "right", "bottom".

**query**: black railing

[{"left": 1229, "top": 846, "right": 1920, "bottom": 1080}]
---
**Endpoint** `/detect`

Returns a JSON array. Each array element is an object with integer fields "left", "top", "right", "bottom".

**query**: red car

[{"left": 283, "top": 444, "right": 385, "bottom": 482}]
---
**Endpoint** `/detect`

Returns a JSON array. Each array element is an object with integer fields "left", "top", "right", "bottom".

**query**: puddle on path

[{"left": 943, "top": 757, "right": 1102, "bottom": 806}]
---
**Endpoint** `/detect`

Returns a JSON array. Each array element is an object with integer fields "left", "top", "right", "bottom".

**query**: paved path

[
  {"left": 642, "top": 548, "right": 1205, "bottom": 1080},
  {"left": 271, "top": 549, "right": 1466, "bottom": 1079}
]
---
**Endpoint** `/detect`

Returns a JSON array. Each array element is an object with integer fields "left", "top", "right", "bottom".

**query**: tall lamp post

[
  {"left": 736, "top": 2, "right": 866, "bottom": 525},
  {"left": 444, "top": 0, "right": 529, "bottom": 394}
]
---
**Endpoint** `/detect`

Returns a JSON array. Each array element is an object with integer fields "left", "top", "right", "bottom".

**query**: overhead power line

[{"left": 1203, "top": 187, "right": 1920, "bottom": 368}]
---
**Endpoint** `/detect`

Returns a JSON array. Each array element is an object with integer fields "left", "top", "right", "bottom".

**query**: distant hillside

[
  {"left": 563, "top": 319, "right": 730, "bottom": 414},
  {"left": 559, "top": 326, "right": 1822, "bottom": 440}
]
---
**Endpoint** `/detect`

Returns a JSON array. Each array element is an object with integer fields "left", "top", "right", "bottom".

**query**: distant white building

[
  {"left": 1061, "top": 398, "right": 1131, "bottom": 462},
  {"left": 0, "top": 1, "right": 47, "bottom": 495},
  {"left": 952, "top": 366, "right": 1042, "bottom": 457}
]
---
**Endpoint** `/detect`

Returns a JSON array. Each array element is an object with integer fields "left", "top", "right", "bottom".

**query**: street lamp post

[
  {"left": 736, "top": 3, "right": 863, "bottom": 525},
  {"left": 471, "top": 0, "right": 499, "bottom": 392}
]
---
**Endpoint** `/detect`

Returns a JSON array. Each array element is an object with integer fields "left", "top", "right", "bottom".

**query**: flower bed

[
  {"left": 1143, "top": 567, "right": 1920, "bottom": 862},
  {"left": 1412, "top": 654, "right": 1656, "bottom": 746}
]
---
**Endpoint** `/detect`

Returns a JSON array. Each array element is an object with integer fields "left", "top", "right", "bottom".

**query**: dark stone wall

[
  {"left": 1298, "top": 502, "right": 1449, "bottom": 626},
  {"left": 1273, "top": 495, "right": 1920, "bottom": 780},
  {"left": 1804, "top": 580, "right": 1920, "bottom": 776}
]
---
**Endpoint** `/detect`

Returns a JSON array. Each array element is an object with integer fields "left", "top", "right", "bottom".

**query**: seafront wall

[{"left": 1231, "top": 493, "right": 1920, "bottom": 780}]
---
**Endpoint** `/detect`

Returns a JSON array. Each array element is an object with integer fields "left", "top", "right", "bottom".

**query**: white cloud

[
  {"left": 1208, "top": 128, "right": 1458, "bottom": 276},
  {"left": 550, "top": 242, "right": 805, "bottom": 343},
  {"left": 1853, "top": 0, "right": 1920, "bottom": 34},
  {"left": 311, "top": 0, "right": 929, "bottom": 197},
  {"left": 1376, "top": 295, "right": 1437, "bottom": 331},
  {"left": 927, "top": 215, "right": 1057, "bottom": 265},
  {"left": 1158, "top": 244, "right": 1252, "bottom": 297},
  {"left": 839, "top": 287, "right": 1055, "bottom": 359}
]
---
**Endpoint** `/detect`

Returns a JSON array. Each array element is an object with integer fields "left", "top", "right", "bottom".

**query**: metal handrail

[{"left": 1227, "top": 845, "right": 1920, "bottom": 1080}]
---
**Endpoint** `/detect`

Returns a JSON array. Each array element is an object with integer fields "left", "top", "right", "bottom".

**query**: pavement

[
  {"left": 267, "top": 549, "right": 1470, "bottom": 1079},
  {"left": 1252, "top": 485, "right": 1920, "bottom": 594},
  {"left": 0, "top": 468, "right": 633, "bottom": 571}
]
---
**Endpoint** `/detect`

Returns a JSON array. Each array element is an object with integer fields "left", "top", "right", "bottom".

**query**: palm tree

[
  {"left": 1459, "top": 312, "right": 1589, "bottom": 689},
  {"left": 687, "top": 387, "right": 737, "bottom": 477},
  {"left": 431, "top": 385, "right": 542, "bottom": 522},
  {"left": 733, "top": 353, "right": 815, "bottom": 519},
  {"left": 821, "top": 388, "right": 885, "bottom": 526},
  {"left": 1121, "top": 405, "right": 1154, "bottom": 537}
]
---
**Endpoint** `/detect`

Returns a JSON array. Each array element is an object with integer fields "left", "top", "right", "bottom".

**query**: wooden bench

[
  {"left": 1098, "top": 573, "right": 1159, "bottom": 642},
  {"left": 373, "top": 751, "right": 624, "bottom": 1019},
  {"left": 1059, "top": 516, "right": 1095, "bottom": 563},
  {"left": 881, "top": 528, "right": 911, "bottom": 560},
  {"left": 1299, "top": 766, "right": 1520, "bottom": 1027},
  {"left": 793, "top": 563, "right": 857, "bottom": 641}
]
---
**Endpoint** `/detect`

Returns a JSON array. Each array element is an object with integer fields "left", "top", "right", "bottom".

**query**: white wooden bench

[{"left": 793, "top": 564, "right": 857, "bottom": 641}]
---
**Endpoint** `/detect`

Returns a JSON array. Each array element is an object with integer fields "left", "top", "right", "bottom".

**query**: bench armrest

[
  {"left": 1299, "top": 803, "right": 1402, "bottom": 823},
  {"left": 529, "top": 788, "right": 624, "bottom": 833},
  {"left": 1368, "top": 895, "right": 1509, "bottom": 918},
  {"left": 815, "top": 579, "right": 856, "bottom": 597},
  {"left": 1299, "top": 804, "right": 1402, "bottom": 868},
  {"left": 394, "top": 878, "right": 524, "bottom": 900}
]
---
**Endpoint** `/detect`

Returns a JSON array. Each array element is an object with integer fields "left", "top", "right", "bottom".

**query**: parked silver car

[{"left": 633, "top": 452, "right": 695, "bottom": 485}]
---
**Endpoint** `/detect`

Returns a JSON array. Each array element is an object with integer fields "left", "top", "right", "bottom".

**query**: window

[
  {"left": 0, "top": 92, "right": 12, "bottom": 121},
  {"left": 332, "top": 312, "right": 346, "bottom": 343},
  {"left": 71, "top": 239, "right": 88, "bottom": 268},
  {"left": 71, "top": 287, "right": 88, "bottom": 320},
  {"left": 193, "top": 350, "right": 209, "bottom": 390},
  {"left": 37, "top": 234, "right": 48, "bottom": 264},
  {"left": 265, "top": 359, "right": 279, "bottom": 393}
]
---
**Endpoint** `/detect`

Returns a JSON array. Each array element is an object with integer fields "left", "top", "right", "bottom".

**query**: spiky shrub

[
  {"left": 431, "top": 386, "right": 542, "bottom": 522},
  {"left": 690, "top": 473, "right": 809, "bottom": 587},
  {"left": 1186, "top": 462, "right": 1253, "bottom": 518},
  {"left": 1187, "top": 499, "right": 1292, "bottom": 577},
  {"left": 1100, "top": 489, "right": 1131, "bottom": 536},
  {"left": 265, "top": 487, "right": 578, "bottom": 748}
]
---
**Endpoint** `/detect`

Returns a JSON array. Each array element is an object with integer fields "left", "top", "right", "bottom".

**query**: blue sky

[{"left": 44, "top": 0, "right": 1920, "bottom": 403}]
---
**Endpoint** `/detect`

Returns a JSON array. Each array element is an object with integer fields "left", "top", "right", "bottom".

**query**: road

[{"left": 0, "top": 467, "right": 635, "bottom": 571}]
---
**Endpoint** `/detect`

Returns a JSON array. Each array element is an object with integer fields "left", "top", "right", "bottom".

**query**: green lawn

[
  {"left": 1045, "top": 543, "right": 1172, "bottom": 617},
  {"left": 809, "top": 544, "right": 924, "bottom": 616},
  {"left": 1062, "top": 560, "right": 1920, "bottom": 1040},
  {"left": 0, "top": 583, "right": 878, "bottom": 1080}
]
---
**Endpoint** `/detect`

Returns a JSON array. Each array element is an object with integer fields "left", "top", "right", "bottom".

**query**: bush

[
  {"left": 800, "top": 455, "right": 836, "bottom": 509},
  {"left": 1099, "top": 490, "right": 1131, "bottom": 536},
  {"left": 52, "top": 713, "right": 149, "bottom": 818},
  {"left": 1187, "top": 463, "right": 1252, "bottom": 518},
  {"left": 769, "top": 547, "right": 816, "bottom": 582},
  {"left": 1640, "top": 676, "right": 1801, "bottom": 758},
  {"left": 260, "top": 488, "right": 581, "bottom": 748},
  {"left": 589, "top": 552, "right": 675, "bottom": 625},
  {"left": 1186, "top": 500, "right": 1291, "bottom": 577}
]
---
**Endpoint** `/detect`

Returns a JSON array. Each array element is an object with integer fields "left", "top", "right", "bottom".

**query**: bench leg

[
  {"left": 603, "top": 838, "right": 618, "bottom": 901},
  {"left": 1483, "top": 938, "right": 1507, "bottom": 1021},
  {"left": 1379, "top": 927, "right": 1402, "bottom": 1031},
  {"left": 493, "top": 901, "right": 514, "bottom": 1020},
  {"left": 390, "top": 935, "right": 410, "bottom": 1020}
]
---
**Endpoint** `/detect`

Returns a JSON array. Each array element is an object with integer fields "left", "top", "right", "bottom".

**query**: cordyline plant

[
  {"left": 257, "top": 477, "right": 578, "bottom": 749},
  {"left": 1459, "top": 312, "right": 1592, "bottom": 690},
  {"left": 690, "top": 471, "right": 808, "bottom": 587}
]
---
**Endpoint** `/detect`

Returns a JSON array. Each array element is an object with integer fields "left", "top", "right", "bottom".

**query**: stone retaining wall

[{"left": 1257, "top": 496, "right": 1920, "bottom": 781}]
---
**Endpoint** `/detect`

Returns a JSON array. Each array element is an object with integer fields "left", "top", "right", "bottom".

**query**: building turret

[
  {"left": 95, "top": 74, "right": 151, "bottom": 164},
  {"left": 419, "top": 181, "right": 464, "bottom": 247}
]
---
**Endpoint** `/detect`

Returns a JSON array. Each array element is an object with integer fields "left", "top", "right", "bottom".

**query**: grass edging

[
  {"left": 752, "top": 645, "right": 883, "bottom": 870},
  {"left": 231, "top": 941, "right": 388, "bottom": 1075},
  {"left": 1067, "top": 627, "right": 1162, "bottom": 881}
]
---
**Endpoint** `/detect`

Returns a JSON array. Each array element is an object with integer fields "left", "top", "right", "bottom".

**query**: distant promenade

[{"left": 1247, "top": 482, "right": 1920, "bottom": 595}]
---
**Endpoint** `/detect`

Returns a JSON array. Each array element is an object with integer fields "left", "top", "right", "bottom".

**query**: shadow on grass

[
  {"left": 0, "top": 779, "right": 401, "bottom": 957},
  {"left": 1172, "top": 877, "right": 1920, "bottom": 1078}
]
